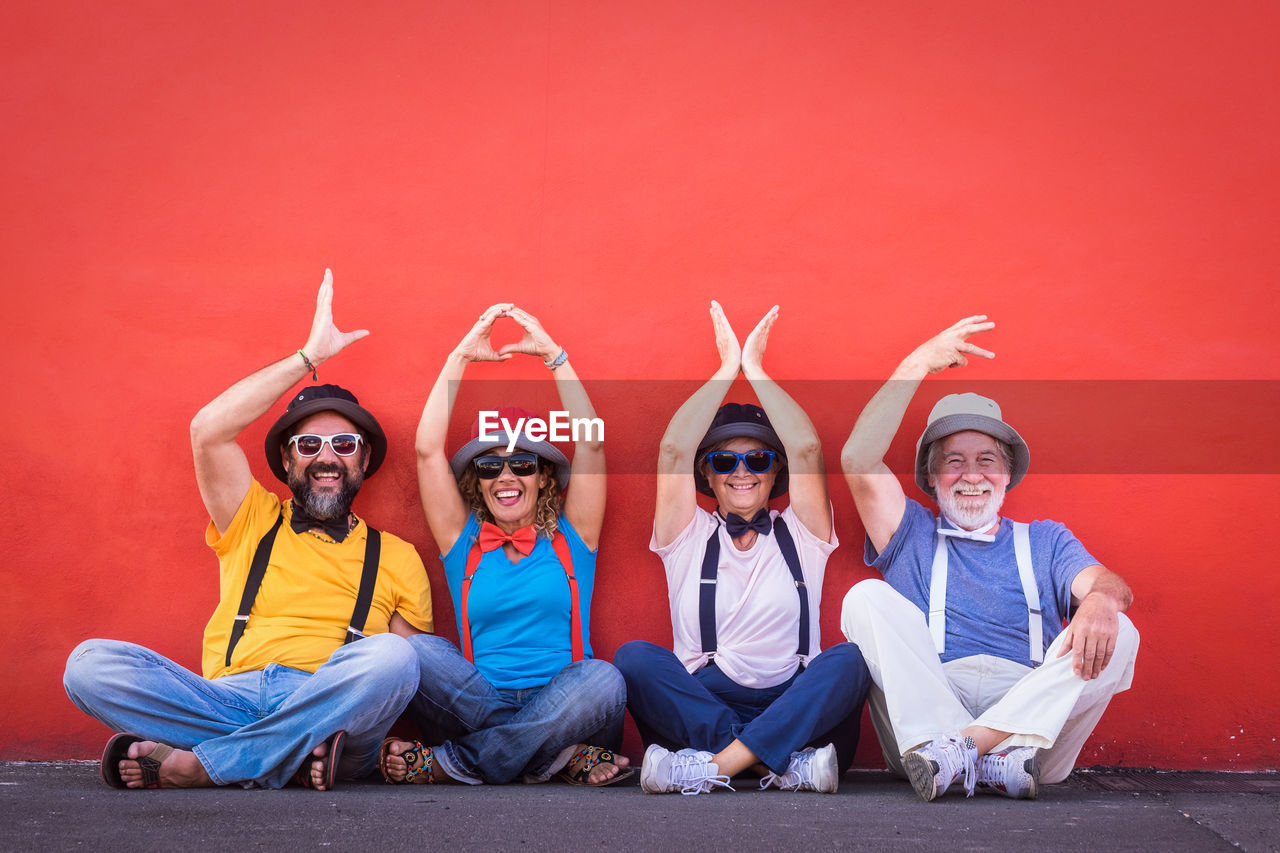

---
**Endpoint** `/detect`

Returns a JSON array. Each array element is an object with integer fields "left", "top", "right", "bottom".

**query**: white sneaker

[
  {"left": 759, "top": 743, "right": 840, "bottom": 793},
  {"left": 639, "top": 744, "right": 734, "bottom": 795},
  {"left": 900, "top": 736, "right": 977, "bottom": 802},
  {"left": 975, "top": 745, "right": 1039, "bottom": 799}
]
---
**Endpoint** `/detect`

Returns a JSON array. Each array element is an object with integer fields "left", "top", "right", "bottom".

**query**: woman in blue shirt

[{"left": 380, "top": 303, "right": 631, "bottom": 787}]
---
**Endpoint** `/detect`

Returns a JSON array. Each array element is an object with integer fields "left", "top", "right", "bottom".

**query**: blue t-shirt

[
  {"left": 865, "top": 499, "right": 1098, "bottom": 667},
  {"left": 442, "top": 514, "right": 596, "bottom": 690}
]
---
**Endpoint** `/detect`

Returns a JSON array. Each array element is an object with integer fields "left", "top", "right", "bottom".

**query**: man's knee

[
  {"left": 1116, "top": 613, "right": 1140, "bottom": 660},
  {"left": 840, "top": 579, "right": 897, "bottom": 637},
  {"left": 344, "top": 633, "right": 418, "bottom": 684},
  {"left": 63, "top": 639, "right": 120, "bottom": 699}
]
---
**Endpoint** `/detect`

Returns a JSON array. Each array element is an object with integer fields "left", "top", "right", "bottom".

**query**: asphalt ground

[{"left": 1, "top": 763, "right": 1276, "bottom": 853}]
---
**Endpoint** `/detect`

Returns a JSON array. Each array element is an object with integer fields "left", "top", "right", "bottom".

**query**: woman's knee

[
  {"left": 612, "top": 640, "right": 671, "bottom": 677},
  {"left": 571, "top": 658, "right": 626, "bottom": 708}
]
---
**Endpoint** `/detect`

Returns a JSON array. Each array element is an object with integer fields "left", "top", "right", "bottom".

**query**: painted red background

[{"left": 3, "top": 1, "right": 1277, "bottom": 769}]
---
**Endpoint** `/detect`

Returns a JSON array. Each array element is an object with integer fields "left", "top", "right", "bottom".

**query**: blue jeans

[
  {"left": 405, "top": 634, "right": 626, "bottom": 784},
  {"left": 614, "top": 640, "right": 871, "bottom": 774},
  {"left": 63, "top": 633, "right": 419, "bottom": 788}
]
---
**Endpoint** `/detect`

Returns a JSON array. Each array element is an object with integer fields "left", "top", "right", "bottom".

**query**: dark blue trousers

[{"left": 614, "top": 640, "right": 871, "bottom": 774}]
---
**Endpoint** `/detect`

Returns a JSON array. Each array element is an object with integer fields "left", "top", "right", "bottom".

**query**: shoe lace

[
  {"left": 759, "top": 750, "right": 813, "bottom": 791},
  {"left": 976, "top": 748, "right": 1018, "bottom": 787},
  {"left": 955, "top": 737, "right": 978, "bottom": 797},
  {"left": 672, "top": 753, "right": 733, "bottom": 796}
]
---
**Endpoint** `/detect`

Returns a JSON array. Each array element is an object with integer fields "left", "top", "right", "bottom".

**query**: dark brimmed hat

[
  {"left": 914, "top": 393, "right": 1030, "bottom": 497},
  {"left": 694, "top": 402, "right": 788, "bottom": 498},
  {"left": 448, "top": 405, "right": 572, "bottom": 490},
  {"left": 264, "top": 384, "right": 387, "bottom": 483}
]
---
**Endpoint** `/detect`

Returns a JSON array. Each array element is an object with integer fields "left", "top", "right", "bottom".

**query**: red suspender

[
  {"left": 459, "top": 530, "right": 584, "bottom": 664},
  {"left": 550, "top": 534, "right": 585, "bottom": 662}
]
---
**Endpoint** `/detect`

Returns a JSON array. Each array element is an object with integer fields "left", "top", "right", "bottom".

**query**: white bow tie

[{"left": 936, "top": 523, "right": 997, "bottom": 543}]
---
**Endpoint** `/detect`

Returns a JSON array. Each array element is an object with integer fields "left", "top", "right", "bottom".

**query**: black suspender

[
  {"left": 224, "top": 512, "right": 381, "bottom": 668},
  {"left": 772, "top": 517, "right": 810, "bottom": 659},
  {"left": 345, "top": 528, "right": 381, "bottom": 644},
  {"left": 698, "top": 514, "right": 810, "bottom": 663}
]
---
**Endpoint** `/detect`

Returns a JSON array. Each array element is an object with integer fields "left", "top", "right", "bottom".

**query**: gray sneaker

[
  {"left": 759, "top": 743, "right": 840, "bottom": 793},
  {"left": 975, "top": 745, "right": 1039, "bottom": 799},
  {"left": 901, "top": 735, "right": 977, "bottom": 802},
  {"left": 639, "top": 744, "right": 734, "bottom": 795}
]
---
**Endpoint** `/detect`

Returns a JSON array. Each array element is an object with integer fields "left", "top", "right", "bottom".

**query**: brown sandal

[{"left": 100, "top": 733, "right": 175, "bottom": 789}]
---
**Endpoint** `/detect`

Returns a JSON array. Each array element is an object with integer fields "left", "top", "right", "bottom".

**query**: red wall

[{"left": 4, "top": 1, "right": 1277, "bottom": 769}]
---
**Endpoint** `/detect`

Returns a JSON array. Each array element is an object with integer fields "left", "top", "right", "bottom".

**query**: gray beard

[
  {"left": 937, "top": 483, "right": 1005, "bottom": 532},
  {"left": 288, "top": 462, "right": 363, "bottom": 521}
]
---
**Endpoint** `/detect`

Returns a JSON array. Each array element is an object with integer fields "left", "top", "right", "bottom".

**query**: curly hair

[{"left": 457, "top": 459, "right": 563, "bottom": 539}]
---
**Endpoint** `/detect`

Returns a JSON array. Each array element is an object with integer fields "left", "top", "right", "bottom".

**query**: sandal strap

[
  {"left": 402, "top": 742, "right": 435, "bottom": 784},
  {"left": 569, "top": 745, "right": 614, "bottom": 775},
  {"left": 137, "top": 743, "right": 173, "bottom": 789}
]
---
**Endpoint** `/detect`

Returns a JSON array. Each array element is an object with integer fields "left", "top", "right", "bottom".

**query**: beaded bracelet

[{"left": 297, "top": 349, "right": 318, "bottom": 381}]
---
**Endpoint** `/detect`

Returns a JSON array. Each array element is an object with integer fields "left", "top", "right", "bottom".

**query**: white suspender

[
  {"left": 1011, "top": 521, "right": 1044, "bottom": 663},
  {"left": 927, "top": 531, "right": 950, "bottom": 655},
  {"left": 928, "top": 519, "right": 1044, "bottom": 664}
]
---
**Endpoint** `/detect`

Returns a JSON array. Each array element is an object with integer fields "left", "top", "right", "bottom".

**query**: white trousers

[{"left": 840, "top": 579, "right": 1139, "bottom": 784}]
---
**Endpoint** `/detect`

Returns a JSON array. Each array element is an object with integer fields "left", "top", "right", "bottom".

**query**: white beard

[{"left": 937, "top": 479, "right": 1006, "bottom": 532}]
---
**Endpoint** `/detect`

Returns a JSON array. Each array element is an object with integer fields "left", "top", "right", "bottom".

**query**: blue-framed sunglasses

[
  {"left": 288, "top": 433, "right": 364, "bottom": 457},
  {"left": 473, "top": 452, "right": 541, "bottom": 479},
  {"left": 705, "top": 449, "right": 777, "bottom": 475}
]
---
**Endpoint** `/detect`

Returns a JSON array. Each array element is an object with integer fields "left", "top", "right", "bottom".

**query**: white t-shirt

[{"left": 651, "top": 505, "right": 838, "bottom": 689}]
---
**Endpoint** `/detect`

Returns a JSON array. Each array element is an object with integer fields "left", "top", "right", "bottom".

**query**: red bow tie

[{"left": 478, "top": 522, "right": 537, "bottom": 555}]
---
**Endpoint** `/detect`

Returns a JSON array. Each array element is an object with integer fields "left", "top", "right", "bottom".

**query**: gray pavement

[{"left": 1, "top": 763, "right": 1276, "bottom": 852}]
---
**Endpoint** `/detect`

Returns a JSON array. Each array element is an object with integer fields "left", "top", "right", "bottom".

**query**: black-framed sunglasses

[
  {"left": 473, "top": 452, "right": 541, "bottom": 479},
  {"left": 705, "top": 449, "right": 777, "bottom": 475},
  {"left": 288, "top": 433, "right": 364, "bottom": 457}
]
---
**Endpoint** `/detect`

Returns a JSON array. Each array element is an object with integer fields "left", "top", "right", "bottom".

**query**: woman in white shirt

[{"left": 613, "top": 302, "right": 871, "bottom": 795}]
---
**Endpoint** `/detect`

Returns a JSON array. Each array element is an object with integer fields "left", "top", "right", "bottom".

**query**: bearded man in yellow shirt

[{"left": 64, "top": 270, "right": 433, "bottom": 791}]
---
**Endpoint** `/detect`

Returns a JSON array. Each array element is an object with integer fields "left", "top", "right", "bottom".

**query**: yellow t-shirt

[{"left": 201, "top": 480, "right": 433, "bottom": 678}]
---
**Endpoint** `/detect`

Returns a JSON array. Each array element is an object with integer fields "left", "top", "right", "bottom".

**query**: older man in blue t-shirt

[{"left": 839, "top": 315, "right": 1139, "bottom": 802}]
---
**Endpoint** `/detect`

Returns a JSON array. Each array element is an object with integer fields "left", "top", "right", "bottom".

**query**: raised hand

[
  {"left": 453, "top": 303, "right": 515, "bottom": 363},
  {"left": 301, "top": 269, "right": 370, "bottom": 363},
  {"left": 710, "top": 300, "right": 742, "bottom": 376},
  {"left": 498, "top": 306, "right": 561, "bottom": 363},
  {"left": 906, "top": 315, "right": 996, "bottom": 375},
  {"left": 741, "top": 304, "right": 779, "bottom": 375}
]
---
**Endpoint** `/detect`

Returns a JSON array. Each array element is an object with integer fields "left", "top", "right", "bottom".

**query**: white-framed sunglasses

[{"left": 288, "top": 433, "right": 364, "bottom": 457}]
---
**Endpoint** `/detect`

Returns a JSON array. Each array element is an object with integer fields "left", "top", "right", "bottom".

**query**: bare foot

[
  {"left": 568, "top": 744, "right": 631, "bottom": 785},
  {"left": 119, "top": 741, "right": 213, "bottom": 789},
  {"left": 303, "top": 741, "right": 331, "bottom": 791}
]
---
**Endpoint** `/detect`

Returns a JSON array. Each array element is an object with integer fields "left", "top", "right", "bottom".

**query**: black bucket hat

[
  {"left": 694, "top": 402, "right": 788, "bottom": 498},
  {"left": 264, "top": 384, "right": 387, "bottom": 483}
]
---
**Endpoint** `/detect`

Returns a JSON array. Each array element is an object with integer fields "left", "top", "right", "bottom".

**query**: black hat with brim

[
  {"left": 264, "top": 384, "right": 387, "bottom": 483},
  {"left": 694, "top": 402, "right": 789, "bottom": 499}
]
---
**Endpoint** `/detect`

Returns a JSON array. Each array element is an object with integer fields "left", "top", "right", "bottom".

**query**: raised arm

[
  {"left": 416, "top": 303, "right": 513, "bottom": 554},
  {"left": 653, "top": 301, "right": 741, "bottom": 548},
  {"left": 499, "top": 306, "right": 606, "bottom": 549},
  {"left": 190, "top": 269, "right": 369, "bottom": 533},
  {"left": 842, "top": 315, "right": 995, "bottom": 553},
  {"left": 740, "top": 306, "right": 831, "bottom": 541},
  {"left": 1058, "top": 563, "right": 1133, "bottom": 681}
]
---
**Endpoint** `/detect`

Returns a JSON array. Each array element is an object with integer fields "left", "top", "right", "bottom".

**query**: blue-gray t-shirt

[{"left": 865, "top": 499, "right": 1098, "bottom": 667}]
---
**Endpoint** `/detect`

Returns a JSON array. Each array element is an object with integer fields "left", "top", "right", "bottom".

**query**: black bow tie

[
  {"left": 289, "top": 504, "right": 353, "bottom": 542},
  {"left": 724, "top": 508, "right": 773, "bottom": 538}
]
